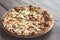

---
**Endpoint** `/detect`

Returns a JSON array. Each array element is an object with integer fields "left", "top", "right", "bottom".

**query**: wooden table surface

[{"left": 0, "top": 0, "right": 60, "bottom": 40}]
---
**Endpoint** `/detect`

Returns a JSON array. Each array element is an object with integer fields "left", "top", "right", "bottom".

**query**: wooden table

[{"left": 0, "top": 0, "right": 60, "bottom": 40}]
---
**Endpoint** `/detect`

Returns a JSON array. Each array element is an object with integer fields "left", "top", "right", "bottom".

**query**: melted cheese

[{"left": 21, "top": 10, "right": 30, "bottom": 16}]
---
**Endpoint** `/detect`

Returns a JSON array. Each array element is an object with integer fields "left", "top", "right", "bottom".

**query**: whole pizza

[{"left": 1, "top": 5, "right": 54, "bottom": 38}]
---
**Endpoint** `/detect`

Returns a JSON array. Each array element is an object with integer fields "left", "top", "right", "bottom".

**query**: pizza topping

[
  {"left": 19, "top": 14, "right": 26, "bottom": 19},
  {"left": 18, "top": 18, "right": 22, "bottom": 22},
  {"left": 44, "top": 15, "right": 50, "bottom": 22},
  {"left": 29, "top": 5, "right": 32, "bottom": 11},
  {"left": 27, "top": 26, "right": 34, "bottom": 30},
  {"left": 34, "top": 15, "right": 40, "bottom": 20},
  {"left": 38, "top": 21, "right": 44, "bottom": 25},
  {"left": 43, "top": 22, "right": 49, "bottom": 27},
  {"left": 14, "top": 7, "right": 20, "bottom": 12},
  {"left": 29, "top": 15, "right": 33, "bottom": 20},
  {"left": 7, "top": 19, "right": 14, "bottom": 24},
  {"left": 43, "top": 11, "right": 48, "bottom": 15},
  {"left": 38, "top": 21, "right": 49, "bottom": 27},
  {"left": 21, "top": 10, "right": 30, "bottom": 16}
]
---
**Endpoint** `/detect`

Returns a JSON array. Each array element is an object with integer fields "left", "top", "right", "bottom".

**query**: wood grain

[{"left": 0, "top": 0, "right": 60, "bottom": 40}]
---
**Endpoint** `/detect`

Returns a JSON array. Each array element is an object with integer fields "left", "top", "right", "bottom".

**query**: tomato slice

[{"left": 7, "top": 19, "right": 14, "bottom": 24}]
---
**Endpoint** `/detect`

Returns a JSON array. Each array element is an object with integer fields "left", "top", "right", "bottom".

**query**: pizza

[{"left": 1, "top": 5, "right": 54, "bottom": 37}]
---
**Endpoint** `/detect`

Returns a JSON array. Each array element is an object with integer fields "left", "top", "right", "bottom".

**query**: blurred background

[{"left": 0, "top": 0, "right": 60, "bottom": 40}]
